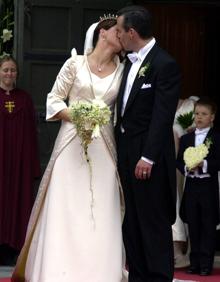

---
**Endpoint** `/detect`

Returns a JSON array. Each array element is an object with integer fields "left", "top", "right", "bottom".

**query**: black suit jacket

[
  {"left": 115, "top": 44, "right": 181, "bottom": 223},
  {"left": 176, "top": 128, "right": 220, "bottom": 224}
]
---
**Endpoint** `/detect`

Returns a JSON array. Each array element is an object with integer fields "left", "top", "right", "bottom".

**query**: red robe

[{"left": 0, "top": 87, "right": 40, "bottom": 250}]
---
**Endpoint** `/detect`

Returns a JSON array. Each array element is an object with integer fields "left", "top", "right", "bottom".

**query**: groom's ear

[
  {"left": 129, "top": 28, "right": 139, "bottom": 42},
  {"left": 128, "top": 28, "right": 135, "bottom": 39}
]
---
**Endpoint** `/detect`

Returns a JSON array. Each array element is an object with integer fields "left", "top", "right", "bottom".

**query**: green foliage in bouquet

[
  {"left": 0, "top": 0, "right": 14, "bottom": 58},
  {"left": 69, "top": 99, "right": 111, "bottom": 160},
  {"left": 176, "top": 111, "right": 194, "bottom": 130}
]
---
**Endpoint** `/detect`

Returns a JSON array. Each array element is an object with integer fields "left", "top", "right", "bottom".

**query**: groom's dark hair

[{"left": 117, "top": 5, "right": 153, "bottom": 39}]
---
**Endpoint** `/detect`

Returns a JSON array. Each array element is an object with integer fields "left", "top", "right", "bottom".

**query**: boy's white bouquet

[
  {"left": 183, "top": 138, "right": 212, "bottom": 170},
  {"left": 69, "top": 98, "right": 111, "bottom": 159}
]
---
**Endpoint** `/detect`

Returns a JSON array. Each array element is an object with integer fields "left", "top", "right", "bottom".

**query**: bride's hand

[{"left": 54, "top": 108, "right": 71, "bottom": 122}]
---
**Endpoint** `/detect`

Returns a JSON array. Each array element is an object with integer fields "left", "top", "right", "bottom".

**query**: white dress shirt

[
  {"left": 121, "top": 38, "right": 156, "bottom": 165},
  {"left": 121, "top": 38, "right": 156, "bottom": 116}
]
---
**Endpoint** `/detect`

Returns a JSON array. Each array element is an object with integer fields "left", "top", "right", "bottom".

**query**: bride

[{"left": 11, "top": 16, "right": 127, "bottom": 282}]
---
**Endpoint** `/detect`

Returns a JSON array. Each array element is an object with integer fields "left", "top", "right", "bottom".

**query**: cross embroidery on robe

[{"left": 5, "top": 101, "right": 15, "bottom": 113}]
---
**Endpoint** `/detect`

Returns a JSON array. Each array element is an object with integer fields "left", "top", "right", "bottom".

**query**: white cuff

[
  {"left": 46, "top": 100, "right": 67, "bottom": 121},
  {"left": 202, "top": 160, "right": 208, "bottom": 173},
  {"left": 184, "top": 165, "right": 189, "bottom": 176},
  {"left": 141, "top": 156, "right": 154, "bottom": 165}
]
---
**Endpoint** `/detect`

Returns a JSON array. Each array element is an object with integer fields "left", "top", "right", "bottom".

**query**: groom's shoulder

[{"left": 153, "top": 46, "right": 178, "bottom": 66}]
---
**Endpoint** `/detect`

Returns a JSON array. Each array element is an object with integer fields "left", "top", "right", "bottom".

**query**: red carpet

[
  {"left": 174, "top": 268, "right": 220, "bottom": 282},
  {"left": 0, "top": 269, "right": 219, "bottom": 282}
]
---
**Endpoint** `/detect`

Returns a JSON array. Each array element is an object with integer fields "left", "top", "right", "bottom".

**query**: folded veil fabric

[{"left": 83, "top": 22, "right": 98, "bottom": 54}]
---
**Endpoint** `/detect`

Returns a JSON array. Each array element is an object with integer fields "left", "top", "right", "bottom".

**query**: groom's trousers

[{"left": 117, "top": 131, "right": 174, "bottom": 282}]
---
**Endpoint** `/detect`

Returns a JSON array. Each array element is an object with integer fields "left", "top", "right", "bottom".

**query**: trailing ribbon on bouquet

[{"left": 69, "top": 98, "right": 111, "bottom": 225}]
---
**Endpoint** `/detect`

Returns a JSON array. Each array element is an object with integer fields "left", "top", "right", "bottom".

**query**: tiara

[{"left": 99, "top": 14, "right": 118, "bottom": 23}]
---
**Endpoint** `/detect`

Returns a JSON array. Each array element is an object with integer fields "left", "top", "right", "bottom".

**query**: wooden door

[
  {"left": 14, "top": 0, "right": 129, "bottom": 171},
  {"left": 134, "top": 0, "right": 220, "bottom": 128}
]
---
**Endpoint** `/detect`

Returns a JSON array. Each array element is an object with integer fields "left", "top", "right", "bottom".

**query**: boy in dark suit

[{"left": 177, "top": 97, "right": 220, "bottom": 276}]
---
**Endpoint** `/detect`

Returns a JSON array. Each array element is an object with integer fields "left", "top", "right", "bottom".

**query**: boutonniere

[
  {"left": 205, "top": 137, "right": 212, "bottom": 149},
  {"left": 138, "top": 62, "right": 150, "bottom": 78}
]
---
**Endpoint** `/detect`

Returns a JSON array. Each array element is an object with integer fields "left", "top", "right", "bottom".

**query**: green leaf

[{"left": 176, "top": 111, "right": 194, "bottom": 129}]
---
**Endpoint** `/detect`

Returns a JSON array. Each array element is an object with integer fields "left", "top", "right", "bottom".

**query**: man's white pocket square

[{"left": 141, "top": 83, "right": 151, "bottom": 89}]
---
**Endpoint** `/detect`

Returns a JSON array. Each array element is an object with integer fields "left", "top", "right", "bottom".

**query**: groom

[{"left": 115, "top": 6, "right": 181, "bottom": 282}]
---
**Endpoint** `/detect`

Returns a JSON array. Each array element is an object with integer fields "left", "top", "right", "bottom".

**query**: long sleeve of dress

[{"left": 46, "top": 49, "right": 77, "bottom": 121}]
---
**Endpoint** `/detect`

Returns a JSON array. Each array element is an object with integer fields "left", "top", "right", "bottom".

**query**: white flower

[
  {"left": 138, "top": 62, "right": 150, "bottom": 78},
  {"left": 184, "top": 143, "right": 209, "bottom": 170},
  {"left": 92, "top": 98, "right": 106, "bottom": 108},
  {"left": 92, "top": 124, "right": 100, "bottom": 138},
  {"left": 1, "top": 29, "right": 13, "bottom": 43},
  {"left": 0, "top": 51, "right": 10, "bottom": 59},
  {"left": 84, "top": 121, "right": 93, "bottom": 130}
]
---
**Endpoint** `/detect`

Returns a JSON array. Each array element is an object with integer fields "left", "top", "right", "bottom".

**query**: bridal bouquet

[
  {"left": 183, "top": 138, "right": 212, "bottom": 170},
  {"left": 69, "top": 98, "right": 111, "bottom": 224},
  {"left": 69, "top": 98, "right": 111, "bottom": 160}
]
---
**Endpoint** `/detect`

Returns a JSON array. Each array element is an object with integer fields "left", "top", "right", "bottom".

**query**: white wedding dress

[{"left": 11, "top": 49, "right": 127, "bottom": 282}]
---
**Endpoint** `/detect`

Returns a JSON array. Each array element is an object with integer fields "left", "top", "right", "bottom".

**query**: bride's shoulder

[
  {"left": 62, "top": 48, "right": 85, "bottom": 70},
  {"left": 70, "top": 48, "right": 85, "bottom": 63}
]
